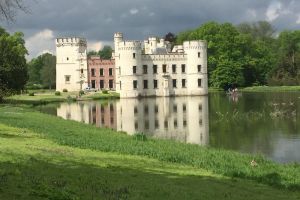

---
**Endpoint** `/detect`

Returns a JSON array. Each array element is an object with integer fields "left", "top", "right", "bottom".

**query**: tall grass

[{"left": 0, "top": 105, "right": 299, "bottom": 190}]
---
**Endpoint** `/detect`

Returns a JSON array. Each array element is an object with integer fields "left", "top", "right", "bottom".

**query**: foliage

[
  {"left": 102, "top": 89, "right": 108, "bottom": 94},
  {"left": 268, "top": 30, "right": 300, "bottom": 85},
  {"left": 87, "top": 45, "right": 113, "bottom": 59},
  {"left": 62, "top": 89, "right": 68, "bottom": 92},
  {"left": 54, "top": 91, "right": 61, "bottom": 96},
  {"left": 28, "top": 92, "right": 34, "bottom": 96},
  {"left": 176, "top": 21, "right": 277, "bottom": 89},
  {"left": 27, "top": 53, "right": 56, "bottom": 89},
  {"left": 79, "top": 90, "right": 84, "bottom": 96},
  {"left": 0, "top": 106, "right": 299, "bottom": 190},
  {"left": 0, "top": 27, "right": 28, "bottom": 101}
]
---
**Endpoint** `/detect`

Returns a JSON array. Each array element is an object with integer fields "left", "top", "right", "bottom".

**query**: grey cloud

[{"left": 1, "top": 0, "right": 300, "bottom": 58}]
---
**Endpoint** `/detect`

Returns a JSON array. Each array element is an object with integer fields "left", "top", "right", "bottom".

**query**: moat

[{"left": 37, "top": 92, "right": 300, "bottom": 163}]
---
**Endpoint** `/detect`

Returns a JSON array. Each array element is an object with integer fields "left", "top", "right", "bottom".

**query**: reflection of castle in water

[{"left": 57, "top": 96, "right": 209, "bottom": 145}]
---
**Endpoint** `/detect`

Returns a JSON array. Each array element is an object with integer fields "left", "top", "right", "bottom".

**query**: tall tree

[
  {"left": 41, "top": 53, "right": 56, "bottom": 89},
  {"left": 0, "top": 27, "right": 27, "bottom": 101},
  {"left": 269, "top": 30, "right": 300, "bottom": 85}
]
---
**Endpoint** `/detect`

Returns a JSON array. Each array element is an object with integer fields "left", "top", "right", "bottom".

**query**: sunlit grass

[
  {"left": 0, "top": 105, "right": 299, "bottom": 192},
  {"left": 0, "top": 122, "right": 299, "bottom": 199}
]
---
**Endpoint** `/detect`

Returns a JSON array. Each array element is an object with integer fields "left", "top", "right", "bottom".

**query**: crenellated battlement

[
  {"left": 183, "top": 40, "right": 207, "bottom": 50},
  {"left": 56, "top": 37, "right": 87, "bottom": 47},
  {"left": 116, "top": 40, "right": 142, "bottom": 50}
]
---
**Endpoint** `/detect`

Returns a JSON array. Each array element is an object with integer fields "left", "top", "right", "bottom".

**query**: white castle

[
  {"left": 55, "top": 33, "right": 208, "bottom": 97},
  {"left": 56, "top": 37, "right": 88, "bottom": 91},
  {"left": 114, "top": 32, "right": 208, "bottom": 98}
]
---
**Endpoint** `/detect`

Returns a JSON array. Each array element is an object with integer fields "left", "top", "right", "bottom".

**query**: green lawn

[
  {"left": 241, "top": 86, "right": 300, "bottom": 92},
  {"left": 5, "top": 91, "right": 119, "bottom": 104},
  {"left": 0, "top": 105, "right": 299, "bottom": 199}
]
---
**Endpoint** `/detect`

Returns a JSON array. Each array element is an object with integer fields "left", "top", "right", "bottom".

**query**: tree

[
  {"left": 164, "top": 32, "right": 176, "bottom": 47},
  {"left": 268, "top": 30, "right": 300, "bottom": 85},
  {"left": 0, "top": 27, "right": 28, "bottom": 101},
  {"left": 41, "top": 53, "right": 56, "bottom": 89},
  {"left": 87, "top": 45, "right": 113, "bottom": 59},
  {"left": 0, "top": 0, "right": 27, "bottom": 22},
  {"left": 98, "top": 45, "right": 112, "bottom": 59},
  {"left": 27, "top": 53, "right": 56, "bottom": 89}
]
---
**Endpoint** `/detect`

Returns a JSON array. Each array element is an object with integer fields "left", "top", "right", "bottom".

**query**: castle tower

[
  {"left": 56, "top": 37, "right": 88, "bottom": 91},
  {"left": 114, "top": 33, "right": 142, "bottom": 97},
  {"left": 183, "top": 40, "right": 208, "bottom": 95}
]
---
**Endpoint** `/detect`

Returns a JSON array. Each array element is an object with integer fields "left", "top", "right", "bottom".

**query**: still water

[{"left": 37, "top": 92, "right": 300, "bottom": 163}]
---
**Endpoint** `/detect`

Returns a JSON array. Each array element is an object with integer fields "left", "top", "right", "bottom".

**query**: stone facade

[
  {"left": 56, "top": 37, "right": 88, "bottom": 91},
  {"left": 87, "top": 56, "right": 115, "bottom": 90},
  {"left": 114, "top": 32, "right": 208, "bottom": 98}
]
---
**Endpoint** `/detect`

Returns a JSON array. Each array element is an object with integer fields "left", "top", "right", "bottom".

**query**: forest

[{"left": 174, "top": 21, "right": 300, "bottom": 89}]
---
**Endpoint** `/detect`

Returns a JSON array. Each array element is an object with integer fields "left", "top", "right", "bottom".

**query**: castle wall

[{"left": 114, "top": 33, "right": 208, "bottom": 98}]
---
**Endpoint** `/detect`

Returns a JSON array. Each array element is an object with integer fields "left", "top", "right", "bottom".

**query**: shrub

[
  {"left": 79, "top": 90, "right": 84, "bottom": 96},
  {"left": 62, "top": 89, "right": 68, "bottom": 93},
  {"left": 102, "top": 90, "right": 109, "bottom": 94},
  {"left": 28, "top": 92, "right": 35, "bottom": 96},
  {"left": 55, "top": 91, "right": 61, "bottom": 96}
]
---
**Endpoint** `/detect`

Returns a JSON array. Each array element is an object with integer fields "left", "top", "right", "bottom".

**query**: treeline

[
  {"left": 27, "top": 53, "right": 56, "bottom": 89},
  {"left": 175, "top": 21, "right": 300, "bottom": 88}
]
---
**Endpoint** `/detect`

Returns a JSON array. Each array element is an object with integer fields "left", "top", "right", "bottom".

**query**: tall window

[
  {"left": 181, "top": 64, "right": 186, "bottom": 73},
  {"left": 81, "top": 69, "right": 84, "bottom": 74},
  {"left": 91, "top": 80, "right": 96, "bottom": 88},
  {"left": 109, "top": 80, "right": 114, "bottom": 88},
  {"left": 182, "top": 79, "right": 186, "bottom": 88},
  {"left": 198, "top": 65, "right": 202, "bottom": 72},
  {"left": 133, "top": 80, "right": 138, "bottom": 89},
  {"left": 172, "top": 79, "right": 177, "bottom": 88},
  {"left": 100, "top": 80, "right": 104, "bottom": 89},
  {"left": 198, "top": 79, "right": 202, "bottom": 87},
  {"left": 143, "top": 80, "right": 148, "bottom": 89},
  {"left": 153, "top": 79, "right": 158, "bottom": 89},
  {"left": 133, "top": 66, "right": 137, "bottom": 74},
  {"left": 153, "top": 65, "right": 157, "bottom": 74},
  {"left": 143, "top": 65, "right": 148, "bottom": 74},
  {"left": 172, "top": 64, "right": 176, "bottom": 73},
  {"left": 163, "top": 64, "right": 167, "bottom": 73},
  {"left": 91, "top": 68, "right": 95, "bottom": 77},
  {"left": 100, "top": 68, "right": 104, "bottom": 76},
  {"left": 109, "top": 68, "right": 113, "bottom": 76},
  {"left": 133, "top": 53, "right": 136, "bottom": 59},
  {"left": 198, "top": 52, "right": 201, "bottom": 58}
]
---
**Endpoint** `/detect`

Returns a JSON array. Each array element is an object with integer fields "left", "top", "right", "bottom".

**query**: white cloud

[
  {"left": 25, "top": 29, "right": 56, "bottom": 59},
  {"left": 88, "top": 41, "right": 103, "bottom": 52},
  {"left": 87, "top": 40, "right": 113, "bottom": 52},
  {"left": 296, "top": 15, "right": 300, "bottom": 24},
  {"left": 130, "top": 8, "right": 139, "bottom": 15},
  {"left": 266, "top": 1, "right": 282, "bottom": 21}
]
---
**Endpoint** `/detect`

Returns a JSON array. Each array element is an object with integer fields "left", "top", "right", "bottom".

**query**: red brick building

[{"left": 87, "top": 56, "right": 115, "bottom": 90}]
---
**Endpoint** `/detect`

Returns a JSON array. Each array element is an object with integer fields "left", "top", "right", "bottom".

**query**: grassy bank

[
  {"left": 5, "top": 90, "right": 120, "bottom": 104},
  {"left": 241, "top": 86, "right": 300, "bottom": 92},
  {"left": 1, "top": 123, "right": 299, "bottom": 199},
  {"left": 0, "top": 105, "right": 299, "bottom": 195}
]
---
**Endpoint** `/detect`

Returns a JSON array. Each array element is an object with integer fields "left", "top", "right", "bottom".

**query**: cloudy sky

[{"left": 1, "top": 0, "right": 300, "bottom": 59}]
